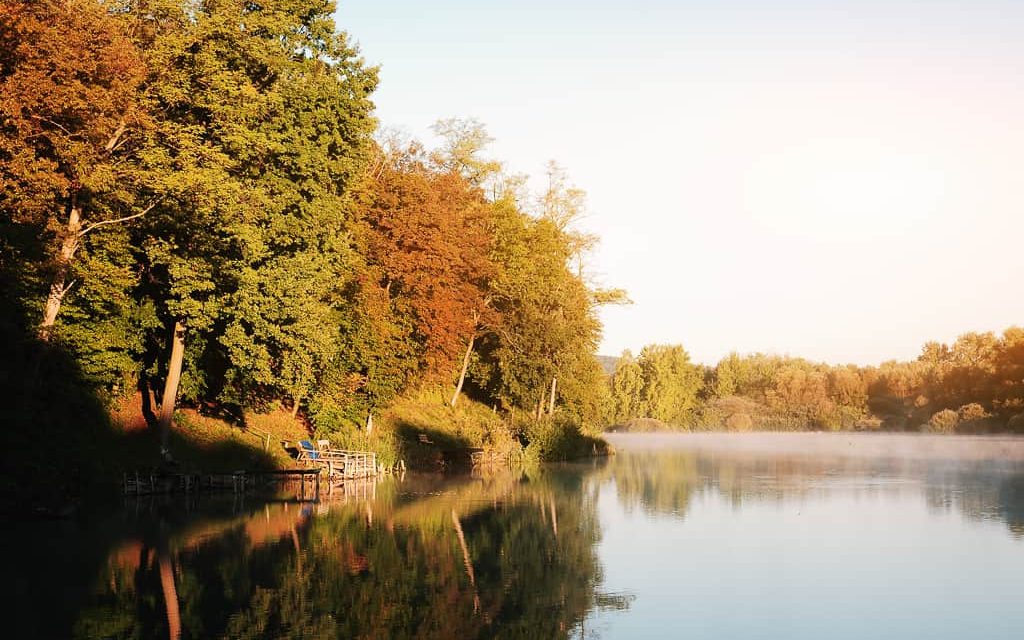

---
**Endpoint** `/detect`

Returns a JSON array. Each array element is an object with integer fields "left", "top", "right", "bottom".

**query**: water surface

[{"left": 2, "top": 433, "right": 1022, "bottom": 639}]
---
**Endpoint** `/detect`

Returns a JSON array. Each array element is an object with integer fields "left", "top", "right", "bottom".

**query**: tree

[
  {"left": 610, "top": 350, "right": 643, "bottom": 423},
  {"left": 135, "top": 0, "right": 377, "bottom": 445},
  {"left": 0, "top": 0, "right": 151, "bottom": 340},
  {"left": 430, "top": 118, "right": 502, "bottom": 187},
  {"left": 358, "top": 140, "right": 494, "bottom": 390},
  {"left": 637, "top": 344, "right": 703, "bottom": 425}
]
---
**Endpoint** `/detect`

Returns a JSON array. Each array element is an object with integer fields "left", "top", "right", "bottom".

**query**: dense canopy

[{"left": 0, "top": 0, "right": 617, "bottom": 462}]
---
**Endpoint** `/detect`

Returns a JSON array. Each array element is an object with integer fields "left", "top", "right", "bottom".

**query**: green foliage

[
  {"left": 524, "top": 415, "right": 608, "bottom": 463},
  {"left": 611, "top": 329, "right": 1024, "bottom": 434},
  {"left": 607, "top": 344, "right": 703, "bottom": 428},
  {"left": 637, "top": 344, "right": 703, "bottom": 424},
  {"left": 610, "top": 350, "right": 643, "bottom": 423},
  {"left": 2, "top": 1, "right": 617, "bottom": 492}
]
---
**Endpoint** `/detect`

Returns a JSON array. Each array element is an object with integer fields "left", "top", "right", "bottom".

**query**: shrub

[
  {"left": 724, "top": 412, "right": 753, "bottom": 431},
  {"left": 957, "top": 403, "right": 990, "bottom": 423},
  {"left": 1007, "top": 413, "right": 1024, "bottom": 434},
  {"left": 623, "top": 417, "right": 671, "bottom": 432},
  {"left": 927, "top": 409, "right": 959, "bottom": 434},
  {"left": 525, "top": 415, "right": 608, "bottom": 462}
]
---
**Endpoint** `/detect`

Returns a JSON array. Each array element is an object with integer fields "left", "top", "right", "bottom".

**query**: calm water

[{"left": 3, "top": 433, "right": 1023, "bottom": 639}]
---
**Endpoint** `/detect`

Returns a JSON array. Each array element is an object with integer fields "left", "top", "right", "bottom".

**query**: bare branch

[
  {"left": 59, "top": 278, "right": 77, "bottom": 299},
  {"left": 28, "top": 113, "right": 73, "bottom": 137},
  {"left": 78, "top": 201, "right": 158, "bottom": 237},
  {"left": 104, "top": 119, "right": 128, "bottom": 153}
]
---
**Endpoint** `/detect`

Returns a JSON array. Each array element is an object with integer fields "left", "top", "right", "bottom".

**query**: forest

[
  {"left": 0, "top": 0, "right": 620, "bottom": 507},
  {"left": 609, "top": 328, "right": 1024, "bottom": 433}
]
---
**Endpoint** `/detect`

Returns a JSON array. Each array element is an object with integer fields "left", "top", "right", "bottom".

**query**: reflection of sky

[{"left": 586, "top": 451, "right": 1024, "bottom": 639}]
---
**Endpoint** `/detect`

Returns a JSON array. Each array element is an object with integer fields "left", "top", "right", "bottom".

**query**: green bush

[
  {"left": 927, "top": 409, "right": 959, "bottom": 434},
  {"left": 524, "top": 415, "right": 608, "bottom": 462}
]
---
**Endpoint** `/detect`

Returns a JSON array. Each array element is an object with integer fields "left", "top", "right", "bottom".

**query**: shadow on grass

[
  {"left": 0, "top": 330, "right": 278, "bottom": 516},
  {"left": 391, "top": 418, "right": 476, "bottom": 470}
]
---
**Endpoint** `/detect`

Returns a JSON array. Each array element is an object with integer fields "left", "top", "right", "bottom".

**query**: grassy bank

[
  {"left": 0, "top": 370, "right": 609, "bottom": 514},
  {"left": 313, "top": 387, "right": 611, "bottom": 470}
]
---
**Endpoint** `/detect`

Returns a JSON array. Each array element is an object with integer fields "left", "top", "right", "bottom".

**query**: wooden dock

[
  {"left": 305, "top": 448, "right": 378, "bottom": 481},
  {"left": 122, "top": 442, "right": 383, "bottom": 497},
  {"left": 122, "top": 469, "right": 322, "bottom": 499}
]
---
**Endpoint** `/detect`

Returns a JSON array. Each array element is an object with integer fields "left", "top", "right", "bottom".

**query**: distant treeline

[
  {"left": 0, "top": 1, "right": 621, "bottom": 448},
  {"left": 609, "top": 328, "right": 1024, "bottom": 433}
]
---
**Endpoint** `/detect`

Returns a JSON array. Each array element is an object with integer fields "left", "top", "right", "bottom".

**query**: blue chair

[{"left": 298, "top": 440, "right": 320, "bottom": 461}]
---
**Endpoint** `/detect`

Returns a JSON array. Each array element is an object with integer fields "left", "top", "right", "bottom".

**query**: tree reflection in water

[
  {"left": 69, "top": 465, "right": 623, "bottom": 639},
  {"left": 602, "top": 440, "right": 1024, "bottom": 538}
]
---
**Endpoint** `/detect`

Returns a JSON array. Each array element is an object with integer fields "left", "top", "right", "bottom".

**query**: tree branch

[
  {"left": 104, "top": 119, "right": 127, "bottom": 154},
  {"left": 59, "top": 279, "right": 77, "bottom": 300},
  {"left": 78, "top": 201, "right": 158, "bottom": 237}
]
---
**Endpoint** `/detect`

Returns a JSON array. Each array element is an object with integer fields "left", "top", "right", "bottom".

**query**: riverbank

[{"left": 0, "top": 383, "right": 609, "bottom": 515}]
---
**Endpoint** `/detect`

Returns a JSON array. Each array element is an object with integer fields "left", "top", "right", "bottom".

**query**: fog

[{"left": 606, "top": 432, "right": 1024, "bottom": 462}]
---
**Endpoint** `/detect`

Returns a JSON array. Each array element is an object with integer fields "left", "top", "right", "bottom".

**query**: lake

[{"left": 3, "top": 433, "right": 1023, "bottom": 639}]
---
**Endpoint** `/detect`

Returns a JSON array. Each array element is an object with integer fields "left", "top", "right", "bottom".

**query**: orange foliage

[
  {"left": 359, "top": 146, "right": 495, "bottom": 382},
  {"left": 0, "top": 0, "right": 148, "bottom": 225}
]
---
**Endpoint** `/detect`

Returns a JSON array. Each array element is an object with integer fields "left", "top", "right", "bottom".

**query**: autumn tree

[
  {"left": 0, "top": 0, "right": 150, "bottom": 341},
  {"left": 358, "top": 139, "right": 494, "bottom": 391}
]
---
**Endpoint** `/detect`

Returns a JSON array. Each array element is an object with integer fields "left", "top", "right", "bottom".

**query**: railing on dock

[{"left": 313, "top": 449, "right": 378, "bottom": 480}]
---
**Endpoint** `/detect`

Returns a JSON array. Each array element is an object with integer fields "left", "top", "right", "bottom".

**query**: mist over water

[{"left": 585, "top": 433, "right": 1024, "bottom": 640}]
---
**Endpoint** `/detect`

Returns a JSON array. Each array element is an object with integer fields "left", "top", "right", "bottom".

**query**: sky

[{"left": 336, "top": 0, "right": 1024, "bottom": 366}]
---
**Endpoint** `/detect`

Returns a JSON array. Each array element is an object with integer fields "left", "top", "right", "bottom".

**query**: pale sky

[{"left": 337, "top": 0, "right": 1024, "bottom": 366}]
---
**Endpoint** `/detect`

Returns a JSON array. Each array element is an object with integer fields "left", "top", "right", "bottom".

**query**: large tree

[
  {"left": 358, "top": 141, "right": 494, "bottom": 387},
  {"left": 134, "top": 0, "right": 377, "bottom": 447},
  {"left": 0, "top": 0, "right": 151, "bottom": 341}
]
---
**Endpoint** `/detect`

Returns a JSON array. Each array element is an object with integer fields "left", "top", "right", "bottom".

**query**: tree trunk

[
  {"left": 291, "top": 395, "right": 301, "bottom": 418},
  {"left": 548, "top": 376, "right": 557, "bottom": 415},
  {"left": 450, "top": 334, "right": 475, "bottom": 407},
  {"left": 38, "top": 198, "right": 82, "bottom": 341},
  {"left": 158, "top": 321, "right": 186, "bottom": 456}
]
